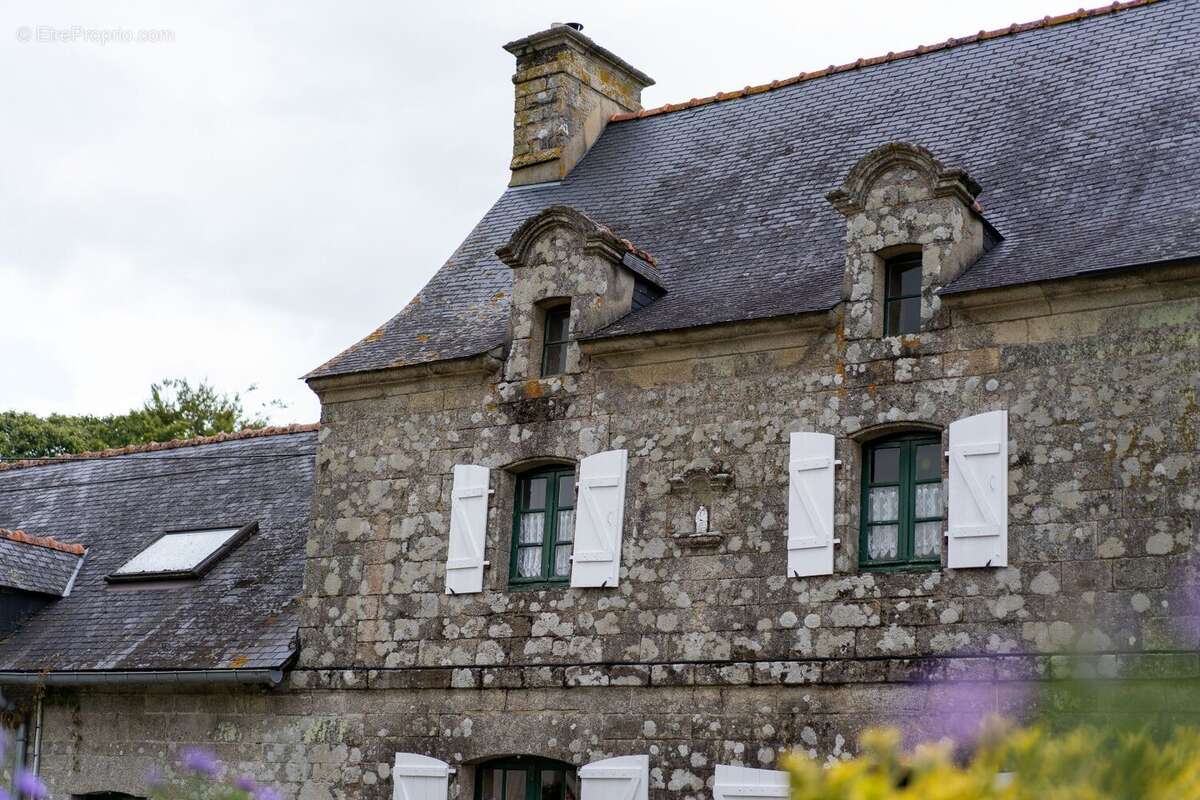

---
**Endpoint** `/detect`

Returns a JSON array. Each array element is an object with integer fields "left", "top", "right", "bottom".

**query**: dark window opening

[
  {"left": 476, "top": 757, "right": 579, "bottom": 800},
  {"left": 860, "top": 432, "right": 943, "bottom": 570},
  {"left": 883, "top": 253, "right": 923, "bottom": 336},
  {"left": 510, "top": 466, "right": 576, "bottom": 586},
  {"left": 541, "top": 305, "right": 571, "bottom": 376}
]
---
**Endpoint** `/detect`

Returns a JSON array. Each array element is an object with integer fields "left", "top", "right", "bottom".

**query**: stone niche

[
  {"left": 827, "top": 142, "right": 999, "bottom": 340},
  {"left": 667, "top": 465, "right": 735, "bottom": 550},
  {"left": 496, "top": 205, "right": 663, "bottom": 383}
]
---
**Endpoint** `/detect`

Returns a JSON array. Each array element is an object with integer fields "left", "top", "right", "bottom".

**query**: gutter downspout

[{"left": 30, "top": 694, "right": 43, "bottom": 779}]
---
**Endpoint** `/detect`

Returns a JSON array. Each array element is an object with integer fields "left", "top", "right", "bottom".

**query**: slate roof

[
  {"left": 0, "top": 530, "right": 84, "bottom": 597},
  {"left": 0, "top": 428, "right": 317, "bottom": 673},
  {"left": 309, "top": 0, "right": 1200, "bottom": 380}
]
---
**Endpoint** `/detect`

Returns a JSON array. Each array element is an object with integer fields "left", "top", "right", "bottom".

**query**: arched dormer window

[
  {"left": 883, "top": 252, "right": 922, "bottom": 336},
  {"left": 477, "top": 757, "right": 579, "bottom": 800},
  {"left": 510, "top": 465, "right": 576, "bottom": 587},
  {"left": 860, "top": 431, "right": 943, "bottom": 570}
]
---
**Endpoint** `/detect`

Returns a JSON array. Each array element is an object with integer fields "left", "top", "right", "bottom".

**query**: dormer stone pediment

[
  {"left": 496, "top": 205, "right": 663, "bottom": 382},
  {"left": 827, "top": 142, "right": 999, "bottom": 340}
]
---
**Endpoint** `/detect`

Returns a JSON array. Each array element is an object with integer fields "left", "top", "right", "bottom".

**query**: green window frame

[
  {"left": 475, "top": 757, "right": 579, "bottom": 800},
  {"left": 883, "top": 252, "right": 923, "bottom": 336},
  {"left": 510, "top": 465, "right": 576, "bottom": 587},
  {"left": 541, "top": 305, "right": 571, "bottom": 376},
  {"left": 860, "top": 433, "right": 943, "bottom": 571}
]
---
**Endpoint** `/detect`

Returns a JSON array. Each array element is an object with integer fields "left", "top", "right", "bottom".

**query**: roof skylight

[{"left": 107, "top": 523, "right": 256, "bottom": 582}]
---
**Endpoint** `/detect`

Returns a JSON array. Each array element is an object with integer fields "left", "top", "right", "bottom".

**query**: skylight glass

[{"left": 111, "top": 527, "right": 245, "bottom": 580}]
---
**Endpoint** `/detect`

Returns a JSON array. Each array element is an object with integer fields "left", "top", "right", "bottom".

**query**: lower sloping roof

[
  {"left": 308, "top": 0, "right": 1199, "bottom": 379},
  {"left": 0, "top": 428, "right": 316, "bottom": 674},
  {"left": 0, "top": 530, "right": 84, "bottom": 597}
]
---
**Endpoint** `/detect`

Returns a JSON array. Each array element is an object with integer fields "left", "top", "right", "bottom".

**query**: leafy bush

[{"left": 783, "top": 721, "right": 1200, "bottom": 799}]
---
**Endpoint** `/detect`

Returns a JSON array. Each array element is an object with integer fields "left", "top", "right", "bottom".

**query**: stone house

[{"left": 2, "top": 1, "right": 1199, "bottom": 799}]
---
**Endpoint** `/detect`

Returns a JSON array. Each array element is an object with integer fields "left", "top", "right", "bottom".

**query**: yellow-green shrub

[{"left": 783, "top": 721, "right": 1200, "bottom": 799}]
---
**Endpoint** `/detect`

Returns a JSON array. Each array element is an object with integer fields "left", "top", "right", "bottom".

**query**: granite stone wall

[{"left": 288, "top": 252, "right": 1200, "bottom": 798}]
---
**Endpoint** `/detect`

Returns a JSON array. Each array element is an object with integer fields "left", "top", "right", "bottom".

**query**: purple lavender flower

[
  {"left": 253, "top": 786, "right": 284, "bottom": 800},
  {"left": 13, "top": 770, "right": 49, "bottom": 800},
  {"left": 0, "top": 787, "right": 13, "bottom": 800},
  {"left": 235, "top": 774, "right": 258, "bottom": 791},
  {"left": 180, "top": 746, "right": 221, "bottom": 777}
]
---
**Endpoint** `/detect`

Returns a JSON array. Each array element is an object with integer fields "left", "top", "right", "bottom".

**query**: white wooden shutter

[
  {"left": 445, "top": 464, "right": 489, "bottom": 594},
  {"left": 570, "top": 449, "right": 628, "bottom": 588},
  {"left": 392, "top": 753, "right": 449, "bottom": 800},
  {"left": 787, "top": 432, "right": 836, "bottom": 577},
  {"left": 712, "top": 765, "right": 789, "bottom": 800},
  {"left": 947, "top": 410, "right": 1008, "bottom": 568},
  {"left": 579, "top": 755, "right": 648, "bottom": 800}
]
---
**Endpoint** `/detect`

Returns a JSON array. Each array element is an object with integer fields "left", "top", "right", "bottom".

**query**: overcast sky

[{"left": 2, "top": 0, "right": 1091, "bottom": 425}]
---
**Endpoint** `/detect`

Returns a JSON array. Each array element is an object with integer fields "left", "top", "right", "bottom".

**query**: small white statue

[{"left": 694, "top": 505, "right": 709, "bottom": 534}]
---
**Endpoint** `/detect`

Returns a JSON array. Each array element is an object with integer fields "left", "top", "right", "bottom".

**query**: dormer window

[
  {"left": 884, "top": 252, "right": 922, "bottom": 336},
  {"left": 541, "top": 304, "right": 571, "bottom": 376},
  {"left": 107, "top": 523, "right": 256, "bottom": 582}
]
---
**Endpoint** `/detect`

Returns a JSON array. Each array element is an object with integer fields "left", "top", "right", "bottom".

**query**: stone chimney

[{"left": 504, "top": 23, "right": 654, "bottom": 187}]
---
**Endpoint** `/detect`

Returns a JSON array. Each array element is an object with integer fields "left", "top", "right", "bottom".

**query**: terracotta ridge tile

[
  {"left": 0, "top": 423, "right": 320, "bottom": 473},
  {"left": 0, "top": 528, "right": 86, "bottom": 555},
  {"left": 611, "top": 0, "right": 1159, "bottom": 123}
]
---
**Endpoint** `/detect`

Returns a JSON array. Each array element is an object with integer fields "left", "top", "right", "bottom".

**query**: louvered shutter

[
  {"left": 712, "top": 765, "right": 789, "bottom": 800},
  {"left": 947, "top": 410, "right": 1008, "bottom": 568},
  {"left": 445, "top": 464, "right": 489, "bottom": 594},
  {"left": 392, "top": 753, "right": 449, "bottom": 800},
  {"left": 579, "top": 755, "right": 648, "bottom": 800},
  {"left": 787, "top": 432, "right": 836, "bottom": 577},
  {"left": 570, "top": 449, "right": 628, "bottom": 588}
]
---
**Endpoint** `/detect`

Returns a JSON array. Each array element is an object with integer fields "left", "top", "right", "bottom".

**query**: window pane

[
  {"left": 519, "top": 512, "right": 545, "bottom": 544},
  {"left": 556, "top": 509, "right": 575, "bottom": 543},
  {"left": 867, "top": 524, "right": 899, "bottom": 560},
  {"left": 557, "top": 474, "right": 576, "bottom": 508},
  {"left": 915, "top": 483, "right": 943, "bottom": 519},
  {"left": 542, "top": 771, "right": 564, "bottom": 800},
  {"left": 113, "top": 527, "right": 240, "bottom": 577},
  {"left": 517, "top": 547, "right": 542, "bottom": 577},
  {"left": 564, "top": 773, "right": 580, "bottom": 800},
  {"left": 522, "top": 477, "right": 548, "bottom": 510},
  {"left": 915, "top": 443, "right": 941, "bottom": 481},
  {"left": 895, "top": 263, "right": 922, "bottom": 297},
  {"left": 871, "top": 447, "right": 900, "bottom": 484},
  {"left": 554, "top": 544, "right": 572, "bottom": 577},
  {"left": 480, "top": 770, "right": 501, "bottom": 800},
  {"left": 543, "top": 342, "right": 567, "bottom": 375},
  {"left": 505, "top": 769, "right": 527, "bottom": 800},
  {"left": 546, "top": 308, "right": 570, "bottom": 343},
  {"left": 915, "top": 522, "right": 941, "bottom": 558},
  {"left": 869, "top": 486, "right": 899, "bottom": 522},
  {"left": 897, "top": 297, "right": 920, "bottom": 334}
]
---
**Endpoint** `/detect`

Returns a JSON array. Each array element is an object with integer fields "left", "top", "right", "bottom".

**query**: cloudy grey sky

[{"left": 2, "top": 0, "right": 1089, "bottom": 424}]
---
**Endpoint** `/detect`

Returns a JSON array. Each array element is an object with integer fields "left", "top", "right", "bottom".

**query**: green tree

[{"left": 0, "top": 378, "right": 285, "bottom": 460}]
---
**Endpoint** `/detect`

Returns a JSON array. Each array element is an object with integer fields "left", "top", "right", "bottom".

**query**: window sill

[
  {"left": 858, "top": 561, "right": 942, "bottom": 574},
  {"left": 506, "top": 579, "right": 570, "bottom": 592}
]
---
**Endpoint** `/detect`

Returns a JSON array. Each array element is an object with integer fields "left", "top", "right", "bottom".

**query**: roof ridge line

[
  {"left": 0, "top": 423, "right": 320, "bottom": 473},
  {"left": 611, "top": 0, "right": 1161, "bottom": 123},
  {"left": 0, "top": 528, "right": 86, "bottom": 555}
]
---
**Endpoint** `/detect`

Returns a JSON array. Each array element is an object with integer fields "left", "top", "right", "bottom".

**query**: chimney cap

[{"left": 504, "top": 25, "right": 654, "bottom": 88}]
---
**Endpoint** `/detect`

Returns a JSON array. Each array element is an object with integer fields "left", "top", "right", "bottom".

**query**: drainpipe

[{"left": 29, "top": 695, "right": 43, "bottom": 778}]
